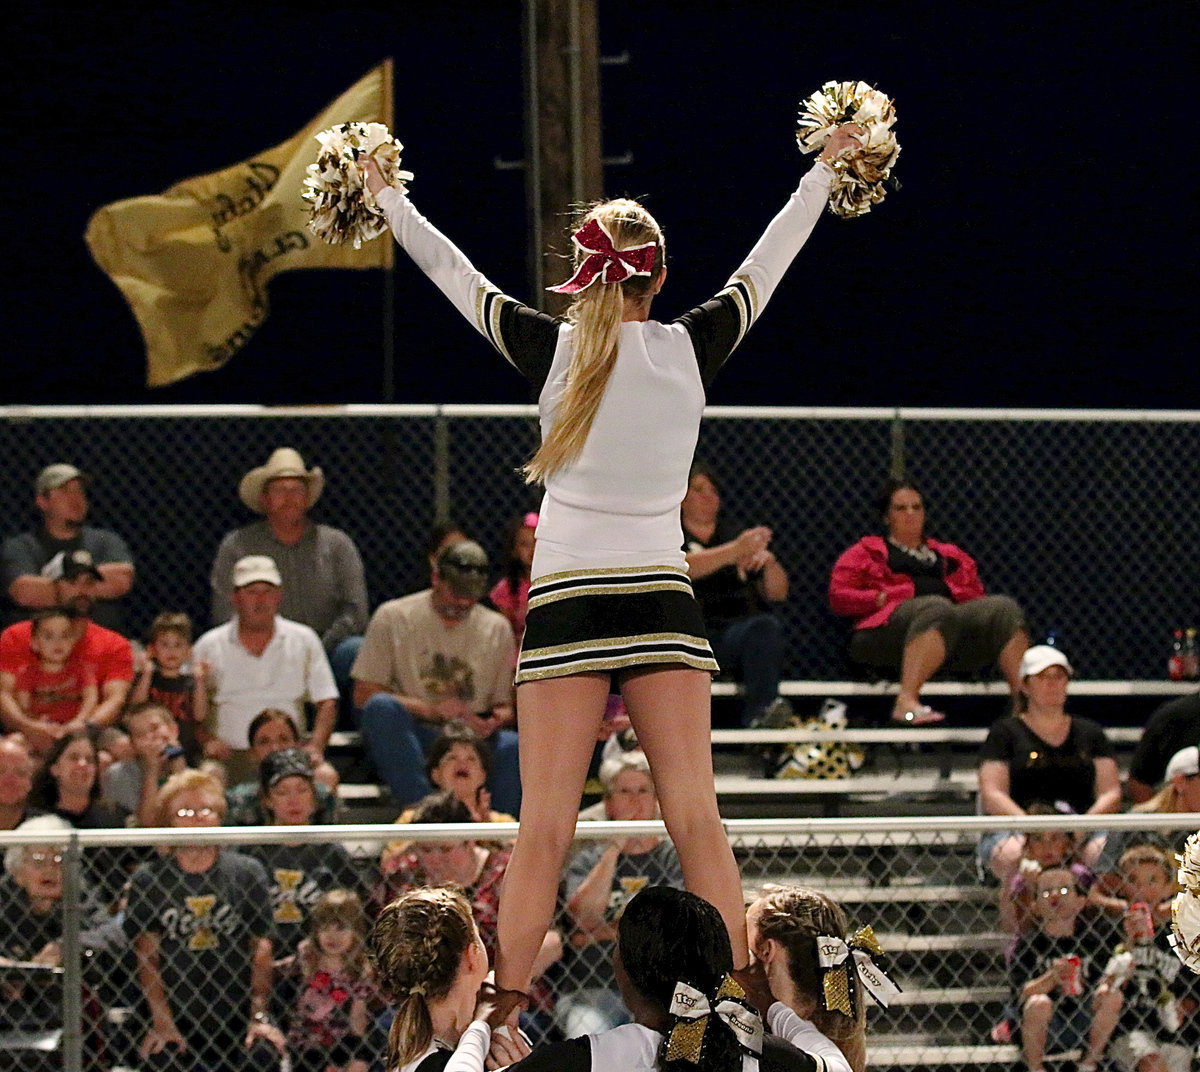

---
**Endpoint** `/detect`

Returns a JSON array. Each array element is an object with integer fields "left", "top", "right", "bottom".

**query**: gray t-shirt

[
  {"left": 1, "top": 525, "right": 134, "bottom": 633},
  {"left": 210, "top": 521, "right": 368, "bottom": 653},
  {"left": 352, "top": 590, "right": 515, "bottom": 712}
]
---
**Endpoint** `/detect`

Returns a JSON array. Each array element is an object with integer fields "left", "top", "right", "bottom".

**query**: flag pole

[{"left": 381, "top": 56, "right": 396, "bottom": 403}]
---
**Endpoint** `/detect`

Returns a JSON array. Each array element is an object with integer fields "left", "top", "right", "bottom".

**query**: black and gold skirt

[{"left": 515, "top": 564, "right": 719, "bottom": 684}]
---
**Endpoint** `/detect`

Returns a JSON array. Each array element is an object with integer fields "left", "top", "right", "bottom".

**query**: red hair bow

[{"left": 547, "top": 218, "right": 657, "bottom": 294}]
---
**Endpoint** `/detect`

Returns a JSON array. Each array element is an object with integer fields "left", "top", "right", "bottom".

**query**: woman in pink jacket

[{"left": 828, "top": 480, "right": 1028, "bottom": 724}]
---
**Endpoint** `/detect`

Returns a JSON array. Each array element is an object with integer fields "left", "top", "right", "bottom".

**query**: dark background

[{"left": 3, "top": 2, "right": 1193, "bottom": 408}]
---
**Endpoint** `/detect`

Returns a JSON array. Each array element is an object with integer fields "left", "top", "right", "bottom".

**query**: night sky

[{"left": 4, "top": 2, "right": 1192, "bottom": 409}]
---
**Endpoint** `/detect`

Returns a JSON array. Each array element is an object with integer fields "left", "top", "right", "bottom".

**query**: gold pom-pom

[
  {"left": 796, "top": 80, "right": 900, "bottom": 219},
  {"left": 302, "top": 122, "right": 414, "bottom": 248}
]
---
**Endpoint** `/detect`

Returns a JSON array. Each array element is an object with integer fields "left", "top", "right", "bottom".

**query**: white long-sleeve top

[{"left": 377, "top": 165, "right": 832, "bottom": 578}]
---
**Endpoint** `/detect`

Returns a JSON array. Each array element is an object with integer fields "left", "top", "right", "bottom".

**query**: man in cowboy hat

[
  {"left": 209, "top": 447, "right": 368, "bottom": 683},
  {"left": 1, "top": 463, "right": 135, "bottom": 634}
]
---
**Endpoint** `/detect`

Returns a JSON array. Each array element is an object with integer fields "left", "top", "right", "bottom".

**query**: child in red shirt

[{"left": 10, "top": 608, "right": 98, "bottom": 733}]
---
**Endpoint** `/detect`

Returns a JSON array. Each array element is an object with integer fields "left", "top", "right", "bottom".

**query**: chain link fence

[
  {"left": 3, "top": 814, "right": 1200, "bottom": 1071},
  {"left": 1, "top": 406, "right": 1197, "bottom": 680}
]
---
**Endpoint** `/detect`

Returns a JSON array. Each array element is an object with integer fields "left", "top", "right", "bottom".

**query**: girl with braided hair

[
  {"left": 363, "top": 123, "right": 863, "bottom": 1010},
  {"left": 369, "top": 886, "right": 497, "bottom": 1072},
  {"left": 746, "top": 886, "right": 871, "bottom": 1072}
]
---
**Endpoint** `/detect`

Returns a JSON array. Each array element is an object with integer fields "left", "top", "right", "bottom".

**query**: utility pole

[{"left": 522, "top": 0, "right": 603, "bottom": 313}]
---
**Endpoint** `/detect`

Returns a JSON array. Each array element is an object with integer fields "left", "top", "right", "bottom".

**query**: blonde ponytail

[
  {"left": 751, "top": 885, "right": 869, "bottom": 1072},
  {"left": 524, "top": 198, "right": 664, "bottom": 485}
]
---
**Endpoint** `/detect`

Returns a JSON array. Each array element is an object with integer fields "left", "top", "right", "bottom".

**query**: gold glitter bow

[
  {"left": 665, "top": 974, "right": 762, "bottom": 1067},
  {"left": 817, "top": 925, "right": 900, "bottom": 1017}
]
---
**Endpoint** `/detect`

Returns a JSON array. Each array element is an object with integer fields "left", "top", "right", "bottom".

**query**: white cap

[
  {"left": 1166, "top": 746, "right": 1200, "bottom": 781},
  {"left": 1019, "top": 644, "right": 1073, "bottom": 678},
  {"left": 232, "top": 555, "right": 282, "bottom": 589}
]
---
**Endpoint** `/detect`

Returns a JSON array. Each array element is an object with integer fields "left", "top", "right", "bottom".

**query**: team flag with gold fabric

[{"left": 84, "top": 62, "right": 394, "bottom": 387}]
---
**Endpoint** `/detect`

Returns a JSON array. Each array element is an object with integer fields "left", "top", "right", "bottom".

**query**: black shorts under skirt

[{"left": 515, "top": 564, "right": 719, "bottom": 684}]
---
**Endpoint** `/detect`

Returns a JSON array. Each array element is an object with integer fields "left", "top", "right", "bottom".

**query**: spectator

[
  {"left": 211, "top": 447, "right": 369, "bottom": 700},
  {"left": 245, "top": 748, "right": 361, "bottom": 959},
  {"left": 225, "top": 709, "right": 340, "bottom": 826},
  {"left": 1010, "top": 866, "right": 1108, "bottom": 1072},
  {"left": 0, "top": 607, "right": 98, "bottom": 739},
  {"left": 1002, "top": 802, "right": 1095, "bottom": 937},
  {"left": 0, "top": 815, "right": 111, "bottom": 1068},
  {"left": 0, "top": 733, "right": 36, "bottom": 830},
  {"left": 352, "top": 539, "right": 520, "bottom": 816},
  {"left": 1126, "top": 690, "right": 1200, "bottom": 804},
  {"left": 30, "top": 728, "right": 131, "bottom": 907},
  {"left": 103, "top": 701, "right": 190, "bottom": 828},
  {"left": 369, "top": 790, "right": 560, "bottom": 1042},
  {"left": 828, "top": 479, "right": 1029, "bottom": 724},
  {"left": 490, "top": 512, "right": 538, "bottom": 643},
  {"left": 0, "top": 555, "right": 133, "bottom": 751},
  {"left": 978, "top": 646, "right": 1120, "bottom": 889},
  {"left": 129, "top": 612, "right": 210, "bottom": 764},
  {"left": 124, "top": 769, "right": 281, "bottom": 1071},
  {"left": 1, "top": 463, "right": 135, "bottom": 634},
  {"left": 282, "top": 889, "right": 383, "bottom": 1072},
  {"left": 681, "top": 463, "right": 790, "bottom": 726},
  {"left": 558, "top": 754, "right": 682, "bottom": 1037},
  {"left": 193, "top": 555, "right": 338, "bottom": 780},
  {"left": 1091, "top": 744, "right": 1200, "bottom": 906},
  {"left": 380, "top": 722, "right": 515, "bottom": 873},
  {"left": 1088, "top": 845, "right": 1200, "bottom": 1072}
]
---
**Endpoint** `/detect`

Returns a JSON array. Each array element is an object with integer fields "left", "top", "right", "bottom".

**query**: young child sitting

[
  {"left": 1, "top": 608, "right": 97, "bottom": 748},
  {"left": 129, "top": 611, "right": 210, "bottom": 763},
  {"left": 1011, "top": 865, "right": 1109, "bottom": 1071},
  {"left": 1007, "top": 805, "right": 1095, "bottom": 936},
  {"left": 102, "top": 700, "right": 190, "bottom": 826},
  {"left": 284, "top": 889, "right": 384, "bottom": 1072},
  {"left": 1088, "top": 845, "right": 1200, "bottom": 1072}
]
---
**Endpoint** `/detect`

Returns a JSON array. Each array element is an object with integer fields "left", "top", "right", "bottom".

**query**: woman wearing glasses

[{"left": 124, "top": 769, "right": 282, "bottom": 1071}]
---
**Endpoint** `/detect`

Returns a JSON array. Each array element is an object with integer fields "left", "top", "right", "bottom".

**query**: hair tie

[
  {"left": 547, "top": 218, "right": 657, "bottom": 294},
  {"left": 816, "top": 925, "right": 901, "bottom": 1018},
  {"left": 407, "top": 982, "right": 427, "bottom": 997},
  {"left": 665, "top": 974, "right": 762, "bottom": 1071}
]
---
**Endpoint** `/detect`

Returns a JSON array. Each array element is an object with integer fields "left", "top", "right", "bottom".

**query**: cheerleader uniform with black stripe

[{"left": 376, "top": 162, "right": 832, "bottom": 684}]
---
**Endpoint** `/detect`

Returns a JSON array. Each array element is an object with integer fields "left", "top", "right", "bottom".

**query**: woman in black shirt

[{"left": 977, "top": 644, "right": 1120, "bottom": 891}]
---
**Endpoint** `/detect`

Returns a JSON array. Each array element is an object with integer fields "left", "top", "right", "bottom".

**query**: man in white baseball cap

[
  {"left": 1, "top": 462, "right": 135, "bottom": 634},
  {"left": 192, "top": 554, "right": 338, "bottom": 781}
]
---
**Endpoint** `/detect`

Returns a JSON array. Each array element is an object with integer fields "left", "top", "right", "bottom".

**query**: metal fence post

[
  {"left": 889, "top": 407, "right": 906, "bottom": 480},
  {"left": 61, "top": 830, "right": 84, "bottom": 1072},
  {"left": 434, "top": 409, "right": 451, "bottom": 523}
]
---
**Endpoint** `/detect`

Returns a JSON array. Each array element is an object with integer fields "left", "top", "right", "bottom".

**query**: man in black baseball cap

[{"left": 0, "top": 462, "right": 135, "bottom": 634}]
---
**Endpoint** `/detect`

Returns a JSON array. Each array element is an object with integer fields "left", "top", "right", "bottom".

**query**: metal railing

[
  {"left": 4, "top": 812, "right": 1199, "bottom": 1071},
  {"left": 2, "top": 404, "right": 1197, "bottom": 681}
]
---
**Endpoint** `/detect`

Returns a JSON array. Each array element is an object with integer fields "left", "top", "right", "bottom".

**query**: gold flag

[{"left": 84, "top": 61, "right": 394, "bottom": 387}]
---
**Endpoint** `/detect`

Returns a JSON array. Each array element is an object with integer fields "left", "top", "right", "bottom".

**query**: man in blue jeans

[{"left": 350, "top": 540, "right": 521, "bottom": 815}]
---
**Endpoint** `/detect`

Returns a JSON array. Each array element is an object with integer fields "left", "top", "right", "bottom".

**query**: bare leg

[
  {"left": 1083, "top": 982, "right": 1122, "bottom": 1069},
  {"left": 494, "top": 673, "right": 610, "bottom": 992},
  {"left": 997, "top": 627, "right": 1031, "bottom": 704},
  {"left": 621, "top": 666, "right": 750, "bottom": 969},
  {"left": 894, "top": 627, "right": 946, "bottom": 723},
  {"left": 1021, "top": 993, "right": 1052, "bottom": 1070}
]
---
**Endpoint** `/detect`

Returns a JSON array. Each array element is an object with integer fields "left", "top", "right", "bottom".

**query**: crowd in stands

[{"left": 0, "top": 451, "right": 1197, "bottom": 1070}]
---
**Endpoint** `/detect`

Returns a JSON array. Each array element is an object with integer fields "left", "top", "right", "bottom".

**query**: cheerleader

[{"left": 363, "top": 121, "right": 863, "bottom": 1004}]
